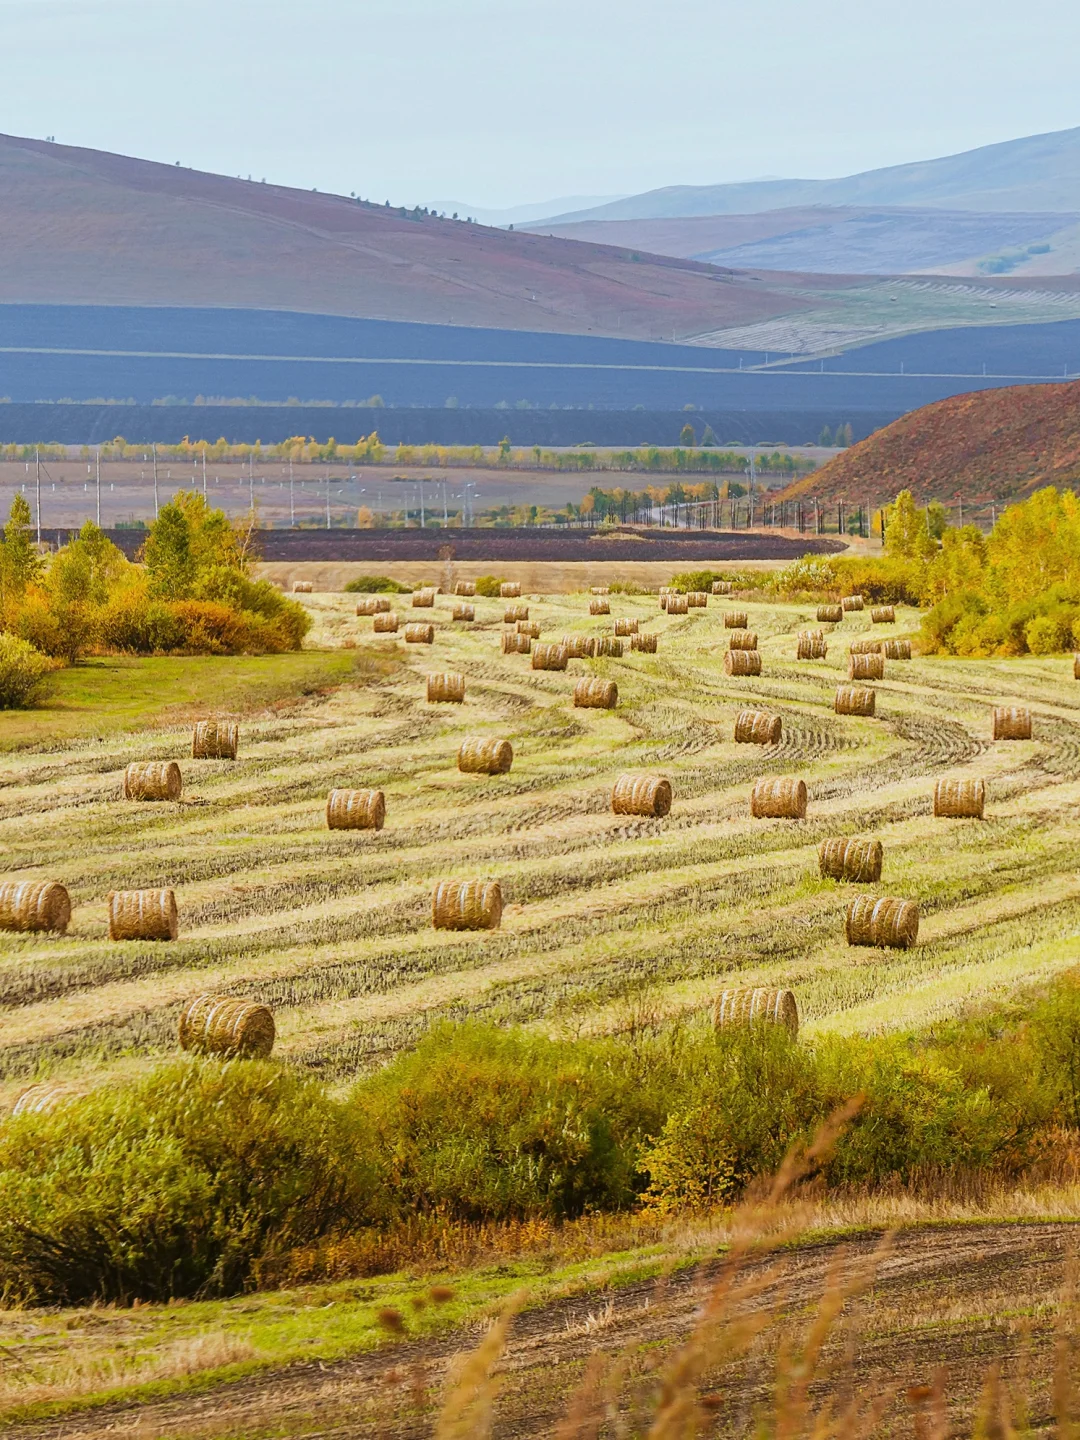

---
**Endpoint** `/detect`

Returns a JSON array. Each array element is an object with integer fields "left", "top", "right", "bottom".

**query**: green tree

[
  {"left": 143, "top": 503, "right": 196, "bottom": 600},
  {"left": 818, "top": 425, "right": 833, "bottom": 447},
  {"left": 926, "top": 501, "right": 949, "bottom": 541},
  {"left": 884, "top": 490, "right": 936, "bottom": 562},
  {"left": 922, "top": 526, "right": 987, "bottom": 603},
  {"left": 679, "top": 424, "right": 696, "bottom": 447},
  {"left": 0, "top": 493, "right": 42, "bottom": 616}
]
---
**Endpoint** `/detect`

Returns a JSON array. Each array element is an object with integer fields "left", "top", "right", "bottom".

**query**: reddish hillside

[
  {"left": 778, "top": 379, "right": 1080, "bottom": 504},
  {"left": 0, "top": 133, "right": 832, "bottom": 341}
]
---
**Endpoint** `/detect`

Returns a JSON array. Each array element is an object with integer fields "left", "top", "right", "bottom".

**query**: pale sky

[{"left": 2, "top": 0, "right": 1078, "bottom": 210}]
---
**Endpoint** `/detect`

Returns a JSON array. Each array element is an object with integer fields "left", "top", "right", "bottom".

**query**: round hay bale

[
  {"left": 192, "top": 719, "right": 238, "bottom": 760},
  {"left": 713, "top": 987, "right": 798, "bottom": 1036},
  {"left": 590, "top": 586, "right": 610, "bottom": 596},
  {"left": 0, "top": 880, "right": 71, "bottom": 934},
  {"left": 687, "top": 592, "right": 709, "bottom": 608},
  {"left": 934, "top": 778, "right": 985, "bottom": 819},
  {"left": 355, "top": 595, "right": 391, "bottom": 616},
  {"left": 454, "top": 580, "right": 476, "bottom": 596},
  {"left": 326, "top": 788, "right": 386, "bottom": 830},
  {"left": 1075, "top": 654, "right": 1080, "bottom": 680},
  {"left": 796, "top": 630, "right": 827, "bottom": 660},
  {"left": 835, "top": 685, "right": 876, "bottom": 716},
  {"left": 516, "top": 620, "right": 541, "bottom": 638},
  {"left": 458, "top": 736, "right": 514, "bottom": 775},
  {"left": 292, "top": 580, "right": 313, "bottom": 593},
  {"left": 589, "top": 598, "right": 610, "bottom": 616},
  {"left": 725, "top": 650, "right": 762, "bottom": 677},
  {"left": 11, "top": 1082, "right": 86, "bottom": 1118},
  {"left": 841, "top": 594, "right": 864, "bottom": 612},
  {"left": 123, "top": 761, "right": 182, "bottom": 802},
  {"left": 574, "top": 677, "right": 618, "bottom": 709},
  {"left": 846, "top": 896, "right": 919, "bottom": 949},
  {"left": 179, "top": 995, "right": 275, "bottom": 1058},
  {"left": 849, "top": 653, "right": 884, "bottom": 681},
  {"left": 614, "top": 617, "right": 639, "bottom": 636},
  {"left": 562, "top": 634, "right": 597, "bottom": 659},
  {"left": 611, "top": 773, "right": 672, "bottom": 817},
  {"left": 724, "top": 611, "right": 749, "bottom": 629},
  {"left": 712, "top": 580, "right": 733, "bottom": 594},
  {"left": 993, "top": 706, "right": 1032, "bottom": 740},
  {"left": 631, "top": 633, "right": 657, "bottom": 653},
  {"left": 883, "top": 639, "right": 911, "bottom": 660},
  {"left": 108, "top": 888, "right": 178, "bottom": 942},
  {"left": 532, "top": 642, "right": 568, "bottom": 671},
  {"left": 404, "top": 622, "right": 435, "bottom": 644},
  {"left": 734, "top": 709, "right": 782, "bottom": 745},
  {"left": 502, "top": 631, "right": 531, "bottom": 654},
  {"left": 596, "top": 636, "right": 624, "bottom": 657},
  {"left": 452, "top": 603, "right": 475, "bottom": 622},
  {"left": 411, "top": 588, "right": 436, "bottom": 608},
  {"left": 728, "top": 630, "right": 758, "bottom": 651},
  {"left": 427, "top": 672, "right": 465, "bottom": 704},
  {"left": 373, "top": 611, "right": 400, "bottom": 633},
  {"left": 849, "top": 638, "right": 883, "bottom": 655},
  {"left": 504, "top": 604, "right": 529, "bottom": 623},
  {"left": 871, "top": 606, "right": 896, "bottom": 624},
  {"left": 817, "top": 604, "right": 843, "bottom": 623},
  {"left": 432, "top": 879, "right": 503, "bottom": 930},
  {"left": 818, "top": 837, "right": 883, "bottom": 883},
  {"left": 750, "top": 776, "right": 807, "bottom": 819},
  {"left": 499, "top": 582, "right": 521, "bottom": 599},
  {"left": 664, "top": 594, "right": 689, "bottom": 615}
]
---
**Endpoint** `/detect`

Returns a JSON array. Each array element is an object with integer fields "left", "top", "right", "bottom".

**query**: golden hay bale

[
  {"left": 502, "top": 631, "right": 531, "bottom": 654},
  {"left": 713, "top": 987, "right": 798, "bottom": 1036},
  {"left": 0, "top": 880, "right": 71, "bottom": 934},
  {"left": 427, "top": 672, "right": 465, "bottom": 703},
  {"left": 574, "top": 677, "right": 618, "bottom": 709},
  {"left": 292, "top": 580, "right": 313, "bottom": 593},
  {"left": 734, "top": 709, "right": 782, "bottom": 745},
  {"left": 517, "top": 620, "right": 541, "bottom": 638},
  {"left": 871, "top": 606, "right": 896, "bottom": 624},
  {"left": 883, "top": 639, "right": 912, "bottom": 660},
  {"left": 934, "top": 778, "right": 985, "bottom": 819},
  {"left": 596, "top": 636, "right": 624, "bottom": 657},
  {"left": 631, "top": 633, "right": 657, "bottom": 653},
  {"left": 724, "top": 611, "right": 749, "bottom": 629},
  {"left": 373, "top": 611, "right": 400, "bottom": 633},
  {"left": 454, "top": 580, "right": 476, "bottom": 596},
  {"left": 326, "top": 788, "right": 386, "bottom": 830},
  {"left": 835, "top": 684, "right": 876, "bottom": 716},
  {"left": 532, "top": 642, "right": 569, "bottom": 670},
  {"left": 817, "top": 604, "right": 843, "bottom": 623},
  {"left": 1075, "top": 654, "right": 1080, "bottom": 680},
  {"left": 411, "top": 588, "right": 436, "bottom": 607},
  {"left": 750, "top": 776, "right": 807, "bottom": 819},
  {"left": 562, "top": 634, "right": 597, "bottom": 659},
  {"left": 849, "top": 653, "right": 884, "bottom": 681},
  {"left": 712, "top": 580, "right": 733, "bottom": 594},
  {"left": 11, "top": 1082, "right": 86, "bottom": 1118},
  {"left": 664, "top": 594, "right": 689, "bottom": 614},
  {"left": 499, "top": 582, "right": 521, "bottom": 598},
  {"left": 123, "top": 760, "right": 182, "bottom": 802},
  {"left": 993, "top": 705, "right": 1032, "bottom": 740},
  {"left": 818, "top": 837, "right": 883, "bottom": 883},
  {"left": 179, "top": 994, "right": 275, "bottom": 1059},
  {"left": 728, "top": 630, "right": 758, "bottom": 651},
  {"left": 611, "top": 772, "right": 672, "bottom": 817},
  {"left": 458, "top": 736, "right": 514, "bottom": 775},
  {"left": 452, "top": 603, "right": 475, "bottom": 622},
  {"left": 846, "top": 895, "right": 919, "bottom": 949},
  {"left": 614, "top": 617, "right": 639, "bottom": 636},
  {"left": 404, "top": 622, "right": 435, "bottom": 644},
  {"left": 841, "top": 594, "right": 864, "bottom": 612},
  {"left": 355, "top": 595, "right": 391, "bottom": 615},
  {"left": 504, "top": 604, "right": 529, "bottom": 623},
  {"left": 590, "top": 586, "right": 610, "bottom": 596},
  {"left": 108, "top": 888, "right": 178, "bottom": 942},
  {"left": 796, "top": 630, "right": 827, "bottom": 660},
  {"left": 849, "top": 638, "right": 883, "bottom": 655},
  {"left": 432, "top": 879, "right": 503, "bottom": 930},
  {"left": 589, "top": 598, "right": 610, "bottom": 616},
  {"left": 192, "top": 719, "right": 238, "bottom": 760},
  {"left": 687, "top": 592, "right": 709, "bottom": 608},
  {"left": 724, "top": 650, "right": 762, "bottom": 677}
]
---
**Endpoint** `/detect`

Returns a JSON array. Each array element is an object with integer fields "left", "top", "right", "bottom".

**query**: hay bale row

[
  {"left": 532, "top": 643, "right": 568, "bottom": 671},
  {"left": 664, "top": 594, "right": 689, "bottom": 614},
  {"left": 355, "top": 595, "right": 392, "bottom": 615},
  {"left": 993, "top": 705, "right": 1031, "bottom": 740},
  {"left": 849, "top": 653, "right": 884, "bottom": 681},
  {"left": 590, "top": 586, "right": 610, "bottom": 596},
  {"left": 502, "top": 631, "right": 531, "bottom": 655},
  {"left": 714, "top": 987, "right": 798, "bottom": 1036},
  {"left": 883, "top": 639, "right": 911, "bottom": 660},
  {"left": 517, "top": 620, "right": 540, "bottom": 638},
  {"left": 292, "top": 580, "right": 313, "bottom": 593},
  {"left": 500, "top": 582, "right": 521, "bottom": 598},
  {"left": 452, "top": 603, "right": 475, "bottom": 622},
  {"left": 412, "top": 588, "right": 436, "bottom": 607},
  {"left": 871, "top": 606, "right": 896, "bottom": 624},
  {"left": 734, "top": 709, "right": 782, "bottom": 745},
  {"left": 631, "top": 633, "right": 657, "bottom": 653},
  {"left": 612, "top": 773, "right": 671, "bottom": 817},
  {"left": 846, "top": 896, "right": 919, "bottom": 949},
  {"left": 725, "top": 650, "right": 761, "bottom": 676},
  {"left": 724, "top": 611, "right": 748, "bottom": 629},
  {"left": 405, "top": 623, "right": 434, "bottom": 644},
  {"left": 562, "top": 634, "right": 597, "bottom": 659},
  {"left": 934, "top": 778, "right": 985, "bottom": 818},
  {"left": 179, "top": 995, "right": 275, "bottom": 1058},
  {"left": 574, "top": 677, "right": 618, "bottom": 709},
  {"left": 192, "top": 719, "right": 238, "bottom": 760},
  {"left": 427, "top": 672, "right": 465, "bottom": 704},
  {"left": 458, "top": 736, "right": 513, "bottom": 774},
  {"left": 454, "top": 580, "right": 476, "bottom": 596},
  {"left": 123, "top": 760, "right": 182, "bottom": 802},
  {"left": 327, "top": 788, "right": 385, "bottom": 830},
  {"left": 818, "top": 837, "right": 883, "bottom": 883},
  {"left": 614, "top": 617, "right": 639, "bottom": 636},
  {"left": 835, "top": 685, "right": 875, "bottom": 716},
  {"left": 687, "top": 592, "right": 709, "bottom": 608},
  {"left": 712, "top": 580, "right": 733, "bottom": 594},
  {"left": 432, "top": 879, "right": 503, "bottom": 930},
  {"left": 596, "top": 636, "right": 624, "bottom": 657},
  {"left": 108, "top": 888, "right": 178, "bottom": 941},
  {"left": 841, "top": 594, "right": 864, "bottom": 612},
  {"left": 849, "top": 638, "right": 883, "bottom": 655},
  {"left": 589, "top": 598, "right": 610, "bottom": 615},
  {"left": 504, "top": 604, "right": 529, "bottom": 623},
  {"left": 817, "top": 604, "right": 843, "bottom": 623},
  {"left": 750, "top": 776, "right": 807, "bottom": 819},
  {"left": 374, "top": 611, "right": 400, "bottom": 633},
  {"left": 797, "top": 630, "right": 827, "bottom": 660},
  {"left": 0, "top": 880, "right": 71, "bottom": 934},
  {"left": 728, "top": 630, "right": 758, "bottom": 651}
]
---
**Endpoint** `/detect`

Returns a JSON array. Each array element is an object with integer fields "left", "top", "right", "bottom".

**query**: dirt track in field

[{"left": 12, "top": 1222, "right": 1075, "bottom": 1440}]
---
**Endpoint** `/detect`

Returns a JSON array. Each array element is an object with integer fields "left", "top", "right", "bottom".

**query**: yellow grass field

[{"left": 1, "top": 586, "right": 1079, "bottom": 1116}]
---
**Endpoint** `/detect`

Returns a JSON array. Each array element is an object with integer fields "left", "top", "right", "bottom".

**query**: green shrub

[
  {"left": 0, "top": 632, "right": 54, "bottom": 708},
  {"left": 343, "top": 576, "right": 410, "bottom": 594},
  {"left": 473, "top": 575, "right": 506, "bottom": 598}
]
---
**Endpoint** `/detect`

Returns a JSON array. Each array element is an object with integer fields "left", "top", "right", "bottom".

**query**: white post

[
  {"left": 152, "top": 444, "right": 159, "bottom": 517},
  {"left": 95, "top": 447, "right": 101, "bottom": 526},
  {"left": 35, "top": 446, "right": 41, "bottom": 542},
  {"left": 289, "top": 456, "right": 295, "bottom": 526},
  {"left": 325, "top": 467, "right": 330, "bottom": 530}
]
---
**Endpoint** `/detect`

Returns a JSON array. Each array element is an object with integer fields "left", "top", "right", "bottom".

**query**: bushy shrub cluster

[
  {"left": 342, "top": 575, "right": 410, "bottom": 594},
  {"left": 0, "top": 633, "right": 55, "bottom": 709}
]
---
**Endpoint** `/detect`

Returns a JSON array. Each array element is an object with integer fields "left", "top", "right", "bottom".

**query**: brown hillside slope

[
  {"left": 0, "top": 133, "right": 831, "bottom": 340},
  {"left": 778, "top": 379, "right": 1080, "bottom": 505}
]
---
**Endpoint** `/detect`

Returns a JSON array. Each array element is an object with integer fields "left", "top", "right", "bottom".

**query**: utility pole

[
  {"left": 95, "top": 447, "right": 101, "bottom": 527},
  {"left": 35, "top": 447, "right": 41, "bottom": 542},
  {"left": 202, "top": 451, "right": 207, "bottom": 498},
  {"left": 419, "top": 479, "right": 425, "bottom": 529},
  {"left": 443, "top": 480, "right": 448, "bottom": 526},
  {"left": 325, "top": 467, "right": 331, "bottom": 530},
  {"left": 289, "top": 456, "right": 295, "bottom": 527},
  {"left": 152, "top": 444, "right": 159, "bottom": 517},
  {"left": 958, "top": 493, "right": 963, "bottom": 526},
  {"left": 248, "top": 452, "right": 254, "bottom": 512}
]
